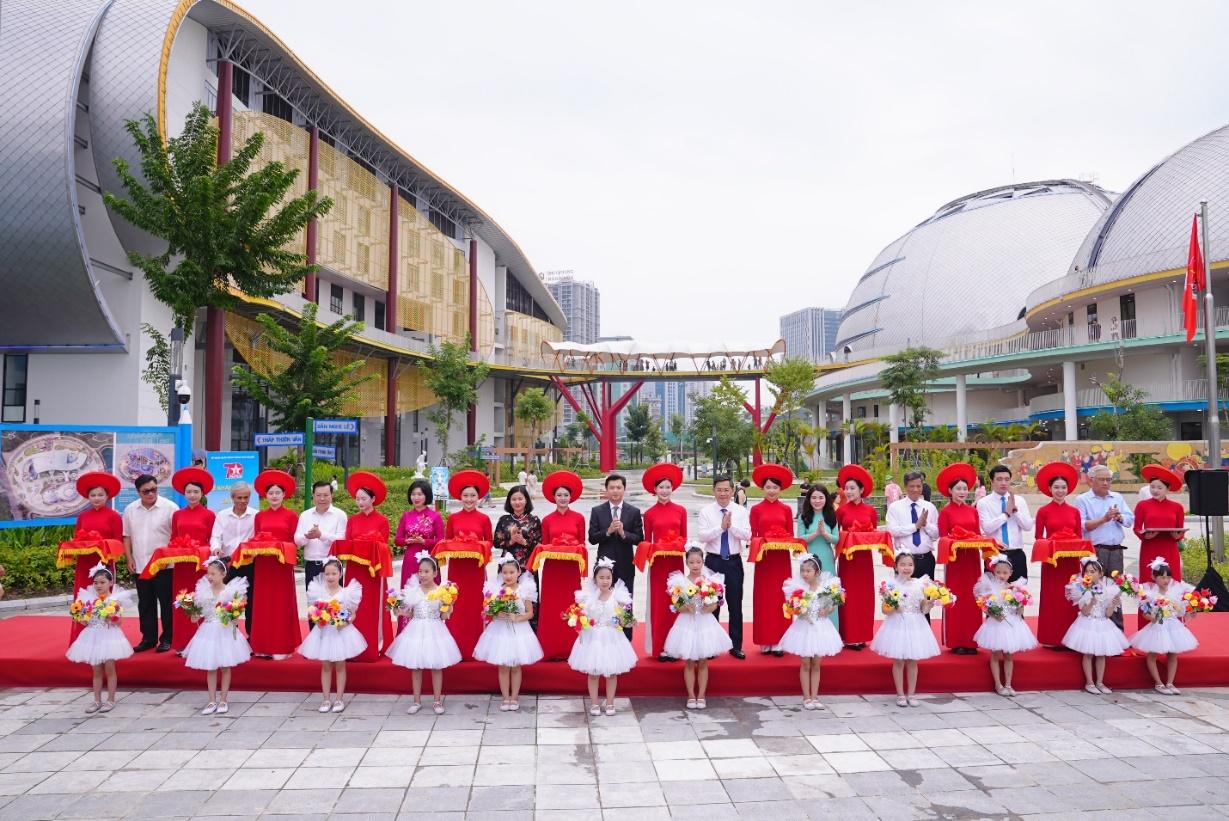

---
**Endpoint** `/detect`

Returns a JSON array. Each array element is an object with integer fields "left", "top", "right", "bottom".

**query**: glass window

[
  {"left": 2, "top": 354, "right": 26, "bottom": 423},
  {"left": 375, "top": 301, "right": 386, "bottom": 331},
  {"left": 352, "top": 293, "right": 365, "bottom": 323},
  {"left": 330, "top": 284, "right": 343, "bottom": 315}
]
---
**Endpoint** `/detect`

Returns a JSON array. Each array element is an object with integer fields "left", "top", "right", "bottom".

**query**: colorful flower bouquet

[
  {"left": 922, "top": 582, "right": 957, "bottom": 607},
  {"left": 69, "top": 598, "right": 91, "bottom": 625},
  {"left": 173, "top": 590, "right": 203, "bottom": 619},
  {"left": 216, "top": 594, "right": 247, "bottom": 627},
  {"left": 817, "top": 578, "right": 846, "bottom": 609},
  {"left": 384, "top": 589, "right": 405, "bottom": 614},
  {"left": 1001, "top": 582, "right": 1032, "bottom": 611},
  {"left": 1184, "top": 587, "right": 1218, "bottom": 614},
  {"left": 1139, "top": 596, "right": 1176, "bottom": 624},
  {"left": 1068, "top": 573, "right": 1097, "bottom": 597},
  {"left": 783, "top": 587, "right": 815, "bottom": 620},
  {"left": 562, "top": 602, "right": 592, "bottom": 633},
  {"left": 1109, "top": 571, "right": 1141, "bottom": 598},
  {"left": 483, "top": 587, "right": 521, "bottom": 621},
  {"left": 879, "top": 581, "right": 902, "bottom": 613},
  {"left": 92, "top": 598, "right": 122, "bottom": 625},
  {"left": 307, "top": 598, "right": 352, "bottom": 629},
  {"left": 613, "top": 604, "right": 635, "bottom": 631},
  {"left": 427, "top": 581, "right": 459, "bottom": 615},
  {"left": 976, "top": 593, "right": 1007, "bottom": 620},
  {"left": 669, "top": 577, "right": 724, "bottom": 613}
]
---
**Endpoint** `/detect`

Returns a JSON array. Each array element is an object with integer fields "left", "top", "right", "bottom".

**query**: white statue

[{"left": 413, "top": 450, "right": 428, "bottom": 479}]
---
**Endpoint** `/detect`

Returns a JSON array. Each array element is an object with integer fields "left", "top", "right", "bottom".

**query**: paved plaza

[{"left": 2, "top": 685, "right": 1229, "bottom": 820}]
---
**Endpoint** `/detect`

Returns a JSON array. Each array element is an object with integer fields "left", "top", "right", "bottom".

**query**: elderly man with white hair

[
  {"left": 1076, "top": 465, "right": 1135, "bottom": 630},
  {"left": 209, "top": 481, "right": 258, "bottom": 632}
]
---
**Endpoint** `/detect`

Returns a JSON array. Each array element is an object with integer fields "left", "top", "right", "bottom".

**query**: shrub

[{"left": 0, "top": 525, "right": 137, "bottom": 597}]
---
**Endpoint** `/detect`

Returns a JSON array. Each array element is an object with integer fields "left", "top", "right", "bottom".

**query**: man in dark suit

[{"left": 588, "top": 473, "right": 643, "bottom": 640}]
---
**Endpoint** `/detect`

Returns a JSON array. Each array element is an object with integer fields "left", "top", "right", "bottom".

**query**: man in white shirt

[
  {"left": 696, "top": 475, "right": 753, "bottom": 659},
  {"left": 1077, "top": 464, "right": 1135, "bottom": 630},
  {"left": 210, "top": 482, "right": 258, "bottom": 633},
  {"left": 123, "top": 473, "right": 179, "bottom": 652},
  {"left": 886, "top": 470, "right": 940, "bottom": 583},
  {"left": 977, "top": 465, "right": 1033, "bottom": 582},
  {"left": 295, "top": 480, "right": 348, "bottom": 590}
]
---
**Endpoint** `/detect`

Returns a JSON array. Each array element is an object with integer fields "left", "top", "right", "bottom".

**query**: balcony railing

[{"left": 1027, "top": 379, "right": 1229, "bottom": 415}]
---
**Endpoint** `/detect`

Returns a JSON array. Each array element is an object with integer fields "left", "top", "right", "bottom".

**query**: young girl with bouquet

[
  {"left": 66, "top": 563, "right": 133, "bottom": 713},
  {"left": 182, "top": 556, "right": 251, "bottom": 715},
  {"left": 566, "top": 556, "right": 638, "bottom": 716},
  {"left": 780, "top": 554, "right": 844, "bottom": 709},
  {"left": 1062, "top": 556, "right": 1129, "bottom": 693},
  {"left": 972, "top": 554, "right": 1037, "bottom": 697},
  {"left": 473, "top": 555, "right": 543, "bottom": 711},
  {"left": 1132, "top": 556, "right": 1209, "bottom": 694},
  {"left": 872, "top": 553, "right": 947, "bottom": 707},
  {"left": 299, "top": 557, "right": 367, "bottom": 712},
  {"left": 663, "top": 545, "right": 732, "bottom": 709},
  {"left": 387, "top": 551, "right": 462, "bottom": 714}
]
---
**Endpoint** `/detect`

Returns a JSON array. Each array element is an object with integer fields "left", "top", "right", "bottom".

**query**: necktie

[
  {"left": 611, "top": 506, "right": 620, "bottom": 528},
  {"left": 720, "top": 509, "right": 730, "bottom": 559},
  {"left": 911, "top": 502, "right": 921, "bottom": 547},
  {"left": 1000, "top": 495, "right": 1010, "bottom": 547}
]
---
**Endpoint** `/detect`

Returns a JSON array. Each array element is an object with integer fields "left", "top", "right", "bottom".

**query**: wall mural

[{"left": 1001, "top": 441, "right": 1228, "bottom": 492}]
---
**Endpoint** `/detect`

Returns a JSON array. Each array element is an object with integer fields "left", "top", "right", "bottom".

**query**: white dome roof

[
  {"left": 835, "top": 180, "right": 1111, "bottom": 355},
  {"left": 1068, "top": 124, "right": 1229, "bottom": 283}
]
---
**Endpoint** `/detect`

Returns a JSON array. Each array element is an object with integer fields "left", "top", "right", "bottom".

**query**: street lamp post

[{"left": 711, "top": 421, "right": 718, "bottom": 479}]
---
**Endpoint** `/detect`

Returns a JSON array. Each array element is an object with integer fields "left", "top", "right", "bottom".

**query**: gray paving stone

[{"left": 332, "top": 787, "right": 407, "bottom": 813}]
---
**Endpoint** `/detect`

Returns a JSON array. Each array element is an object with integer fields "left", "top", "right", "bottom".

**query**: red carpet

[{"left": 3, "top": 615, "right": 1228, "bottom": 696}]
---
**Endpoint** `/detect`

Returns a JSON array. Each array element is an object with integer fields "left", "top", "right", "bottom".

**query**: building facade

[
  {"left": 0, "top": 0, "right": 565, "bottom": 465},
  {"left": 541, "top": 271, "right": 601, "bottom": 345},
  {"left": 780, "top": 307, "right": 841, "bottom": 362}
]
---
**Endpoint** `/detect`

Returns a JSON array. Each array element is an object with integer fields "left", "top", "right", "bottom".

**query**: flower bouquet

[
  {"left": 1001, "top": 582, "right": 1032, "bottom": 612},
  {"left": 879, "top": 580, "right": 902, "bottom": 613},
  {"left": 173, "top": 590, "right": 203, "bottom": 619},
  {"left": 1068, "top": 573, "right": 1097, "bottom": 597},
  {"left": 976, "top": 592, "right": 1007, "bottom": 620},
  {"left": 69, "top": 598, "right": 93, "bottom": 625},
  {"left": 216, "top": 594, "right": 247, "bottom": 628},
  {"left": 562, "top": 602, "right": 592, "bottom": 633},
  {"left": 91, "top": 598, "right": 123, "bottom": 625},
  {"left": 1139, "top": 596, "right": 1176, "bottom": 624},
  {"left": 483, "top": 587, "right": 521, "bottom": 621},
  {"left": 427, "top": 581, "right": 459, "bottom": 614},
  {"left": 922, "top": 582, "right": 957, "bottom": 607},
  {"left": 817, "top": 578, "right": 846, "bottom": 610},
  {"left": 1108, "top": 570, "right": 1141, "bottom": 598},
  {"left": 307, "top": 598, "right": 352, "bottom": 629},
  {"left": 384, "top": 589, "right": 406, "bottom": 614},
  {"left": 1183, "top": 587, "right": 1218, "bottom": 614},
  {"left": 669, "top": 577, "right": 724, "bottom": 613},
  {"left": 613, "top": 604, "right": 635, "bottom": 631},
  {"left": 668, "top": 581, "right": 698, "bottom": 613},
  {"left": 782, "top": 587, "right": 814, "bottom": 620}
]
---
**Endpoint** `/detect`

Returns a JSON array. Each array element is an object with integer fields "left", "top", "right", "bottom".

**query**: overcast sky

[{"left": 243, "top": 0, "right": 1229, "bottom": 346}]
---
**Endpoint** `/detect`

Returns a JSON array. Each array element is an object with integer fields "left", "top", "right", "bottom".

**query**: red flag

[{"left": 1185, "top": 214, "right": 1204, "bottom": 342}]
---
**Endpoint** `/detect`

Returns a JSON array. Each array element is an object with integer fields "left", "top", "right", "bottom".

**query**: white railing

[{"left": 1025, "top": 248, "right": 1191, "bottom": 311}]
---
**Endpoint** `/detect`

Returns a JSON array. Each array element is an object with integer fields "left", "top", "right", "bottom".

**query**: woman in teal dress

[{"left": 798, "top": 484, "right": 840, "bottom": 629}]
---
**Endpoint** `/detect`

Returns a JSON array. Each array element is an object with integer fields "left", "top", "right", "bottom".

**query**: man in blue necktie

[
  {"left": 886, "top": 470, "right": 940, "bottom": 590},
  {"left": 698, "top": 476, "right": 752, "bottom": 659},
  {"left": 977, "top": 465, "right": 1034, "bottom": 583}
]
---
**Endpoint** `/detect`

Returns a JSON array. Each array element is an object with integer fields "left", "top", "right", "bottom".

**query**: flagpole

[{"left": 1201, "top": 201, "right": 1224, "bottom": 561}]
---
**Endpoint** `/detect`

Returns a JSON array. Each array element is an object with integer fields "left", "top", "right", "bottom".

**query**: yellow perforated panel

[
  {"left": 228, "top": 112, "right": 309, "bottom": 256},
  {"left": 317, "top": 139, "right": 390, "bottom": 290},
  {"left": 504, "top": 311, "right": 562, "bottom": 364}
]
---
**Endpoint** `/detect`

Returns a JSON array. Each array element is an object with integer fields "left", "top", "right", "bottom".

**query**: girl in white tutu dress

[
  {"left": 473, "top": 555, "right": 543, "bottom": 712},
  {"left": 663, "top": 545, "right": 732, "bottom": 710},
  {"left": 183, "top": 557, "right": 251, "bottom": 715},
  {"left": 388, "top": 551, "right": 462, "bottom": 715},
  {"left": 1062, "top": 556, "right": 1129, "bottom": 693},
  {"left": 66, "top": 563, "right": 134, "bottom": 714},
  {"left": 300, "top": 557, "right": 367, "bottom": 713},
  {"left": 973, "top": 554, "right": 1038, "bottom": 697},
  {"left": 780, "top": 555, "right": 843, "bottom": 710},
  {"left": 872, "top": 553, "right": 939, "bottom": 707},
  {"left": 1132, "top": 557, "right": 1199, "bottom": 695},
  {"left": 567, "top": 556, "right": 638, "bottom": 716}
]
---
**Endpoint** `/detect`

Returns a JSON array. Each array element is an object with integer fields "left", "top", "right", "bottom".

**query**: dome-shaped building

[{"left": 835, "top": 180, "right": 1112, "bottom": 357}]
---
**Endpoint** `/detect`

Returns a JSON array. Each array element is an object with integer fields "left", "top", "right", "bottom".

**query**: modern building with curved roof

[
  {"left": 0, "top": 0, "right": 567, "bottom": 463},
  {"left": 809, "top": 131, "right": 1229, "bottom": 463}
]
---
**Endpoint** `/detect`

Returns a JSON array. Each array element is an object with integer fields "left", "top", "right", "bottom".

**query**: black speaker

[{"left": 1186, "top": 469, "right": 1229, "bottom": 517}]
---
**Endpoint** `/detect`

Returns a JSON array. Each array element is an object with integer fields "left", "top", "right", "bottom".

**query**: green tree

[
  {"left": 643, "top": 419, "right": 667, "bottom": 462},
  {"left": 880, "top": 346, "right": 943, "bottom": 438},
  {"left": 764, "top": 357, "right": 818, "bottom": 466},
  {"left": 624, "top": 403, "right": 653, "bottom": 464},
  {"left": 230, "top": 302, "right": 373, "bottom": 433},
  {"left": 690, "top": 377, "right": 755, "bottom": 471},
  {"left": 418, "top": 339, "right": 491, "bottom": 464},
  {"left": 104, "top": 104, "right": 331, "bottom": 336},
  {"left": 668, "top": 413, "right": 687, "bottom": 448},
  {"left": 1087, "top": 373, "right": 1172, "bottom": 440},
  {"left": 139, "top": 323, "right": 171, "bottom": 413},
  {"left": 514, "top": 387, "right": 554, "bottom": 466}
]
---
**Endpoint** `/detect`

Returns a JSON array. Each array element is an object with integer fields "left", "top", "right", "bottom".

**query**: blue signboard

[
  {"left": 254, "top": 432, "right": 305, "bottom": 447},
  {"left": 430, "top": 465, "right": 450, "bottom": 502},
  {"left": 480, "top": 446, "right": 496, "bottom": 461},
  {"left": 314, "top": 418, "right": 358, "bottom": 435},
  {"left": 312, "top": 445, "right": 336, "bottom": 461},
  {"left": 205, "top": 451, "right": 259, "bottom": 510}
]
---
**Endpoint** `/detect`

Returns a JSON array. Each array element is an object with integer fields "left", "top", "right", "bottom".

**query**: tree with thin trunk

[
  {"left": 514, "top": 387, "right": 555, "bottom": 469},
  {"left": 418, "top": 339, "right": 491, "bottom": 464},
  {"left": 880, "top": 346, "right": 943, "bottom": 439}
]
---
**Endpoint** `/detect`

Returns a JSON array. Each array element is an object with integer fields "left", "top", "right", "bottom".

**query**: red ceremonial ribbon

[
  {"left": 1030, "top": 528, "right": 1094, "bottom": 566},
  {"left": 527, "top": 532, "right": 588, "bottom": 576},
  {"left": 836, "top": 521, "right": 895, "bottom": 564},
  {"left": 331, "top": 531, "right": 393, "bottom": 578},
  {"left": 634, "top": 530, "right": 686, "bottom": 572},
  {"left": 937, "top": 525, "right": 1001, "bottom": 564},
  {"left": 56, "top": 529, "right": 125, "bottom": 569},
  {"left": 141, "top": 535, "right": 211, "bottom": 579},
  {"left": 432, "top": 531, "right": 493, "bottom": 566},
  {"left": 231, "top": 531, "right": 297, "bottom": 568},
  {"left": 748, "top": 527, "right": 807, "bottom": 563}
]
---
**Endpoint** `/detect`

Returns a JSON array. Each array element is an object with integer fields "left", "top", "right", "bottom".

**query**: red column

[
  {"left": 386, "top": 184, "right": 398, "bottom": 332},
  {"left": 385, "top": 359, "right": 398, "bottom": 467},
  {"left": 466, "top": 239, "right": 478, "bottom": 445},
  {"left": 598, "top": 380, "right": 644, "bottom": 472},
  {"left": 304, "top": 126, "right": 319, "bottom": 302},
  {"left": 205, "top": 60, "right": 233, "bottom": 452}
]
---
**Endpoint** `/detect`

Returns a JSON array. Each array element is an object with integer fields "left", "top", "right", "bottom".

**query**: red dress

[
  {"left": 537, "top": 508, "right": 588, "bottom": 659},
  {"left": 342, "top": 510, "right": 393, "bottom": 662},
  {"left": 70, "top": 506, "right": 123, "bottom": 643},
  {"left": 249, "top": 506, "right": 302, "bottom": 656},
  {"left": 749, "top": 499, "right": 795, "bottom": 647},
  {"left": 836, "top": 501, "right": 879, "bottom": 645},
  {"left": 169, "top": 504, "right": 216, "bottom": 652},
  {"left": 938, "top": 502, "right": 981, "bottom": 650},
  {"left": 442, "top": 508, "right": 492, "bottom": 661},
  {"left": 1134, "top": 497, "right": 1185, "bottom": 630},
  {"left": 1034, "top": 501, "right": 1084, "bottom": 646},
  {"left": 642, "top": 501, "right": 688, "bottom": 657}
]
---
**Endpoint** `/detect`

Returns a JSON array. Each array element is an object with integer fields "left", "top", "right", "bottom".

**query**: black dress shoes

[
  {"left": 845, "top": 643, "right": 866, "bottom": 651},
  {"left": 132, "top": 641, "right": 155, "bottom": 653},
  {"left": 155, "top": 641, "right": 172, "bottom": 653},
  {"left": 729, "top": 649, "right": 746, "bottom": 660},
  {"left": 952, "top": 647, "right": 977, "bottom": 656}
]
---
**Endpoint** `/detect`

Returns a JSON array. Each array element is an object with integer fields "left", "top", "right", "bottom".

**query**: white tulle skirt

[
  {"left": 184, "top": 621, "right": 252, "bottom": 671},
  {"left": 66, "top": 624, "right": 134, "bottom": 666},
  {"left": 298, "top": 623, "right": 368, "bottom": 662},
  {"left": 663, "top": 610, "right": 732, "bottom": 661},
  {"left": 1130, "top": 618, "right": 1199, "bottom": 655},
  {"left": 1062, "top": 615, "right": 1129, "bottom": 656},
  {"left": 388, "top": 618, "right": 462, "bottom": 670},
  {"left": 568, "top": 625, "right": 638, "bottom": 676},
  {"left": 473, "top": 619, "right": 544, "bottom": 667},
  {"left": 780, "top": 617, "right": 843, "bottom": 658},
  {"left": 872, "top": 612, "right": 940, "bottom": 660},
  {"left": 973, "top": 612, "right": 1038, "bottom": 654}
]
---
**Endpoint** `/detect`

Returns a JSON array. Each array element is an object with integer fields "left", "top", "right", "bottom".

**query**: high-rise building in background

[
  {"left": 780, "top": 307, "right": 841, "bottom": 361},
  {"left": 542, "top": 271, "right": 601, "bottom": 344}
]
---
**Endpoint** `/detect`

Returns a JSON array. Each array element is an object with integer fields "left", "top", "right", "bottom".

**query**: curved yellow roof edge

[
  {"left": 157, "top": 0, "right": 542, "bottom": 281},
  {"left": 1027, "top": 259, "right": 1229, "bottom": 318}
]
